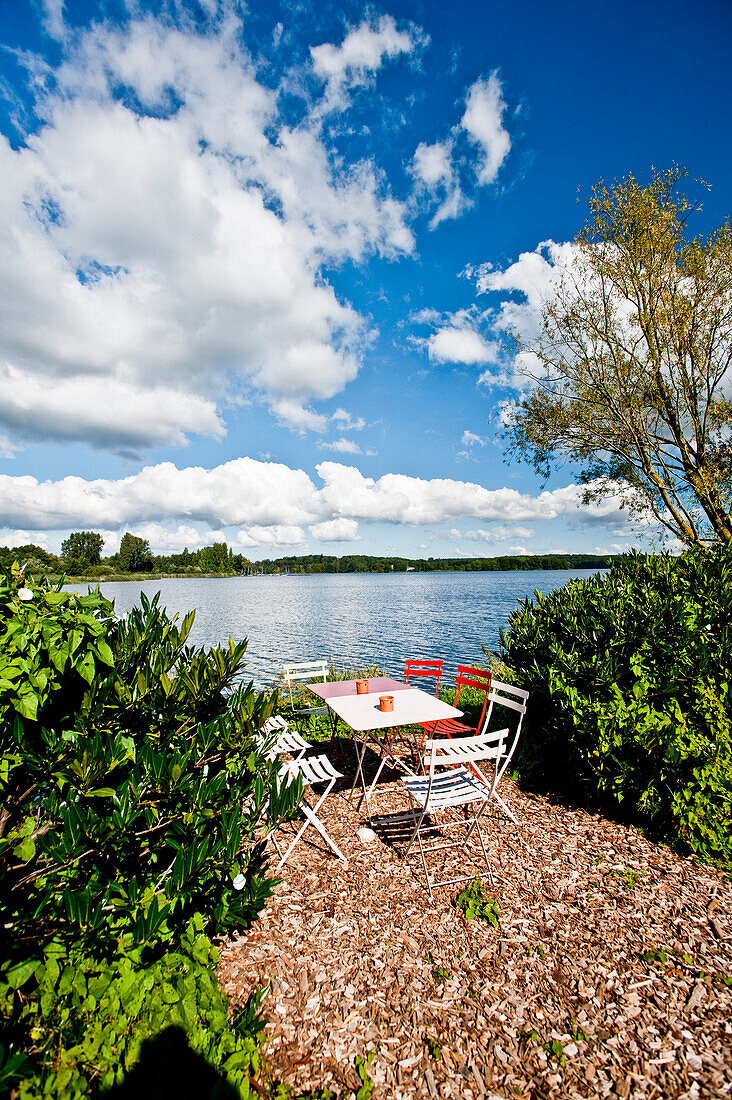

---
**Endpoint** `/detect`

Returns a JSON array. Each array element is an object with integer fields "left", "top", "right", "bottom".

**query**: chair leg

[
  {"left": 492, "top": 790, "right": 519, "bottom": 827},
  {"left": 275, "top": 778, "right": 345, "bottom": 868}
]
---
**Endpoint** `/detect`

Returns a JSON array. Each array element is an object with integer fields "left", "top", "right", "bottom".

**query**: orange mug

[
  {"left": 379, "top": 695, "right": 394, "bottom": 713},
  {"left": 356, "top": 679, "right": 369, "bottom": 694}
]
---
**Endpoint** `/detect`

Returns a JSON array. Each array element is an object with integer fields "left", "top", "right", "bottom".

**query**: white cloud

[
  {"left": 310, "top": 15, "right": 424, "bottom": 112},
  {"left": 235, "top": 525, "right": 306, "bottom": 547},
  {"left": 331, "top": 408, "right": 366, "bottom": 431},
  {"left": 427, "top": 327, "right": 497, "bottom": 366},
  {"left": 463, "top": 525, "right": 534, "bottom": 542},
  {"left": 411, "top": 139, "right": 467, "bottom": 229},
  {"left": 315, "top": 462, "right": 631, "bottom": 526},
  {"left": 0, "top": 12, "right": 416, "bottom": 451},
  {"left": 460, "top": 73, "right": 511, "bottom": 185},
  {"left": 409, "top": 72, "right": 513, "bottom": 231},
  {"left": 0, "top": 365, "right": 223, "bottom": 453},
  {"left": 0, "top": 457, "right": 634, "bottom": 539},
  {"left": 317, "top": 437, "right": 363, "bottom": 454},
  {"left": 41, "top": 0, "right": 66, "bottom": 40},
  {"left": 310, "top": 517, "right": 360, "bottom": 542},
  {"left": 0, "top": 458, "right": 320, "bottom": 531},
  {"left": 461, "top": 430, "right": 486, "bottom": 447}
]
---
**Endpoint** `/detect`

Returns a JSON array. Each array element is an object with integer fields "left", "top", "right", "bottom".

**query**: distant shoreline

[{"left": 62, "top": 561, "right": 613, "bottom": 585}]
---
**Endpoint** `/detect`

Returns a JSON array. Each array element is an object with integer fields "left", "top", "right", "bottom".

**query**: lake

[{"left": 67, "top": 569, "right": 599, "bottom": 686}]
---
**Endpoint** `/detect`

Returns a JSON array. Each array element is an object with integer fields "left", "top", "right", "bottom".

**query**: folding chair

[
  {"left": 399, "top": 729, "right": 509, "bottom": 899},
  {"left": 282, "top": 660, "right": 331, "bottom": 729},
  {"left": 420, "top": 665, "right": 493, "bottom": 739},
  {"left": 404, "top": 658, "right": 444, "bottom": 694},
  {"left": 274, "top": 753, "right": 346, "bottom": 869},
  {"left": 257, "top": 714, "right": 311, "bottom": 761},
  {"left": 473, "top": 680, "right": 529, "bottom": 825}
]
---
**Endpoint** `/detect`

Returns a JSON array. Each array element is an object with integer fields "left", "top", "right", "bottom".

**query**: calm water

[{"left": 67, "top": 569, "right": 598, "bottom": 686}]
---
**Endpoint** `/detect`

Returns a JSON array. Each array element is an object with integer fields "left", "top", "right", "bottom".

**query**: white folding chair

[
  {"left": 282, "top": 660, "right": 331, "bottom": 728},
  {"left": 258, "top": 714, "right": 311, "bottom": 761},
  {"left": 275, "top": 753, "right": 347, "bottom": 869},
  {"left": 400, "top": 730, "right": 509, "bottom": 899},
  {"left": 473, "top": 680, "right": 529, "bottom": 826}
]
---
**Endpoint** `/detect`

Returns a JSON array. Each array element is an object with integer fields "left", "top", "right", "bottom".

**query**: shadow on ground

[{"left": 105, "top": 1026, "right": 239, "bottom": 1100}]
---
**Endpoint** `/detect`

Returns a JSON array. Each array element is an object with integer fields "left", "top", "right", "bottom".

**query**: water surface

[{"left": 67, "top": 569, "right": 598, "bottom": 685}]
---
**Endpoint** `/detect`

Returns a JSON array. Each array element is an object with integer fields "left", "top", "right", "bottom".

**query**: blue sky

[{"left": 0, "top": 0, "right": 730, "bottom": 559}]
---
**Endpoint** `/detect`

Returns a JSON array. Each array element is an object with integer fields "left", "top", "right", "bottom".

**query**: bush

[
  {"left": 496, "top": 547, "right": 732, "bottom": 865},
  {"left": 0, "top": 915, "right": 264, "bottom": 1099},
  {"left": 0, "top": 565, "right": 301, "bottom": 1095}
]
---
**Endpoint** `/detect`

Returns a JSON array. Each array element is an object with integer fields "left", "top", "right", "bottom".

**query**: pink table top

[
  {"left": 309, "top": 676, "right": 414, "bottom": 700},
  {"left": 320, "top": 686, "right": 463, "bottom": 734}
]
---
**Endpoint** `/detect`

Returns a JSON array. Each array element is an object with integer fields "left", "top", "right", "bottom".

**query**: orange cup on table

[
  {"left": 379, "top": 695, "right": 394, "bottom": 713},
  {"left": 356, "top": 678, "right": 369, "bottom": 694}
]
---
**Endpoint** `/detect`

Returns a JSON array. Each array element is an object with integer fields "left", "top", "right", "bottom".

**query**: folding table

[{"left": 309, "top": 678, "right": 464, "bottom": 814}]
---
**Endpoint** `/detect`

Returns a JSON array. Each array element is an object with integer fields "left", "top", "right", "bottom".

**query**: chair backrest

[
  {"left": 453, "top": 665, "right": 493, "bottom": 727},
  {"left": 282, "top": 660, "right": 328, "bottom": 708},
  {"left": 480, "top": 679, "right": 529, "bottom": 778},
  {"left": 422, "top": 728, "right": 509, "bottom": 798},
  {"left": 404, "top": 658, "right": 444, "bottom": 695}
]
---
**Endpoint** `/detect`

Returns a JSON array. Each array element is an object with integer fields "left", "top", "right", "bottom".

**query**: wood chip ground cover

[{"left": 219, "top": 743, "right": 732, "bottom": 1099}]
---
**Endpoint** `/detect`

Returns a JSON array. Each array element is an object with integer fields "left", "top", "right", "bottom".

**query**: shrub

[
  {"left": 0, "top": 565, "right": 301, "bottom": 1095},
  {"left": 496, "top": 547, "right": 732, "bottom": 865},
  {"left": 0, "top": 915, "right": 264, "bottom": 1099}
]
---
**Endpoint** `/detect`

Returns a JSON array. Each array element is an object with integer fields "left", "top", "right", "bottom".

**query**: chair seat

[
  {"left": 286, "top": 753, "right": 343, "bottom": 786},
  {"left": 420, "top": 717, "right": 474, "bottom": 736},
  {"left": 403, "top": 766, "right": 491, "bottom": 810}
]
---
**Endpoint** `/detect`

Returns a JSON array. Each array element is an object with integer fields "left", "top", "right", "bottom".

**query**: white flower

[
  {"left": 232, "top": 874, "right": 246, "bottom": 891},
  {"left": 17, "top": 588, "right": 34, "bottom": 601},
  {"left": 202, "top": 764, "right": 209, "bottom": 777}
]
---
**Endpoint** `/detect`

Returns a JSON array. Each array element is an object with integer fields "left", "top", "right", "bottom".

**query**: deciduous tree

[
  {"left": 504, "top": 167, "right": 732, "bottom": 546},
  {"left": 118, "top": 532, "right": 152, "bottom": 573},
  {"left": 60, "top": 531, "right": 104, "bottom": 570}
]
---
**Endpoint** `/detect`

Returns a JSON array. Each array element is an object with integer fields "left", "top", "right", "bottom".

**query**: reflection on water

[{"left": 66, "top": 570, "right": 599, "bottom": 686}]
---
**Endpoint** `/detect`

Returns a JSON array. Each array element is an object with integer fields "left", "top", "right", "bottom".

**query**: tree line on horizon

[{"left": 0, "top": 535, "right": 616, "bottom": 578}]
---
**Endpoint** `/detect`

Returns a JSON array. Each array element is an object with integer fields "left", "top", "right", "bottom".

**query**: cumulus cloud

[
  {"left": 0, "top": 458, "right": 321, "bottom": 532},
  {"left": 315, "top": 462, "right": 630, "bottom": 527},
  {"left": 460, "top": 73, "right": 511, "bottom": 185},
  {"left": 427, "top": 327, "right": 497, "bottom": 366},
  {"left": 310, "top": 15, "right": 424, "bottom": 112},
  {"left": 0, "top": 456, "right": 633, "bottom": 540},
  {"left": 411, "top": 139, "right": 467, "bottom": 229},
  {"left": 0, "top": 11, "right": 418, "bottom": 452},
  {"left": 416, "top": 241, "right": 581, "bottom": 389},
  {"left": 309, "top": 517, "right": 360, "bottom": 542},
  {"left": 235, "top": 525, "right": 306, "bottom": 548},
  {"left": 411, "top": 71, "right": 512, "bottom": 229}
]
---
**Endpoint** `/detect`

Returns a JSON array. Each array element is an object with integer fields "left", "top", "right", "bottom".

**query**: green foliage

[
  {"left": 117, "top": 532, "right": 153, "bottom": 573},
  {"left": 353, "top": 1052, "right": 376, "bottom": 1100},
  {"left": 0, "top": 915, "right": 265, "bottom": 1099},
  {"left": 543, "top": 1039, "right": 565, "bottom": 1066},
  {"left": 1, "top": 569, "right": 302, "bottom": 959},
  {"left": 60, "top": 531, "right": 104, "bottom": 572},
  {"left": 498, "top": 547, "right": 732, "bottom": 865},
  {"left": 0, "top": 566, "right": 303, "bottom": 1095},
  {"left": 455, "top": 879, "right": 500, "bottom": 925},
  {"left": 425, "top": 1036, "right": 442, "bottom": 1060}
]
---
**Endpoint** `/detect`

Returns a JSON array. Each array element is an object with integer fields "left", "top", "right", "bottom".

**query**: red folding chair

[
  {"left": 419, "top": 665, "right": 492, "bottom": 740},
  {"left": 404, "top": 658, "right": 444, "bottom": 695}
]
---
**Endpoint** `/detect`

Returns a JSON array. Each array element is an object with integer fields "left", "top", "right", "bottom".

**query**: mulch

[{"left": 218, "top": 738, "right": 732, "bottom": 1099}]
